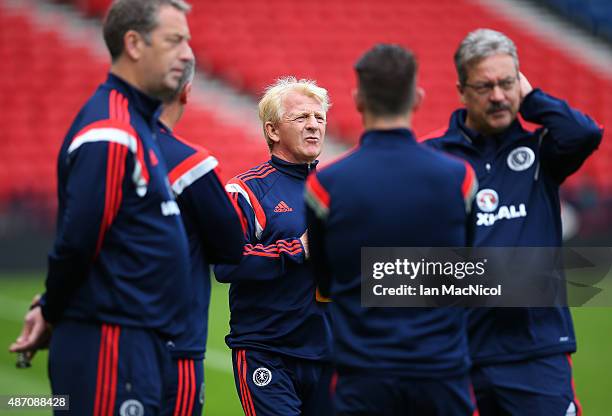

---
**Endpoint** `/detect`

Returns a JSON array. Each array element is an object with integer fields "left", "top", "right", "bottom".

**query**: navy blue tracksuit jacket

[
  {"left": 156, "top": 123, "right": 244, "bottom": 359},
  {"left": 42, "top": 73, "right": 190, "bottom": 337},
  {"left": 214, "top": 156, "right": 331, "bottom": 361},
  {"left": 424, "top": 88, "right": 603, "bottom": 365},
  {"left": 305, "top": 128, "right": 478, "bottom": 377}
]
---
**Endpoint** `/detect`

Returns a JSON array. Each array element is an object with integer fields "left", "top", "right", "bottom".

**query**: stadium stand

[
  {"left": 65, "top": 0, "right": 610, "bottom": 194},
  {"left": 0, "top": 2, "right": 268, "bottom": 209},
  {"left": 532, "top": 0, "right": 612, "bottom": 43},
  {"left": 1, "top": 0, "right": 610, "bottom": 243}
]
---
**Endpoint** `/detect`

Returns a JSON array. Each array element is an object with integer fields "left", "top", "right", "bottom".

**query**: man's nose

[
  {"left": 181, "top": 44, "right": 194, "bottom": 62},
  {"left": 489, "top": 85, "right": 505, "bottom": 101},
  {"left": 304, "top": 114, "right": 319, "bottom": 129}
]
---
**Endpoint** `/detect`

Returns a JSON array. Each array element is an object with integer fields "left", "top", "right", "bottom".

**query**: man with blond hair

[{"left": 215, "top": 77, "right": 333, "bottom": 416}]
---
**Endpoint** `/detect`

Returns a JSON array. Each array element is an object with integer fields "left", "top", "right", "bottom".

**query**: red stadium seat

[
  {"left": 179, "top": 0, "right": 611, "bottom": 195},
  {"left": 0, "top": 3, "right": 268, "bottom": 204},
  {"left": 0, "top": 0, "right": 609, "bottom": 201}
]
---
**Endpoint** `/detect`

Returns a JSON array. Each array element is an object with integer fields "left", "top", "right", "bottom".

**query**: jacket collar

[
  {"left": 270, "top": 155, "right": 318, "bottom": 180},
  {"left": 157, "top": 119, "right": 172, "bottom": 135},
  {"left": 360, "top": 128, "right": 417, "bottom": 146},
  {"left": 105, "top": 73, "right": 162, "bottom": 121}
]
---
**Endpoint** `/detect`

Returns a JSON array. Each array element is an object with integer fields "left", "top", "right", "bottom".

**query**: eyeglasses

[{"left": 463, "top": 76, "right": 518, "bottom": 96}]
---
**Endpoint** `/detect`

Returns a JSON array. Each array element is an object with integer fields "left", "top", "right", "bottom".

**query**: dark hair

[
  {"left": 103, "top": 0, "right": 191, "bottom": 61},
  {"left": 354, "top": 44, "right": 418, "bottom": 117}
]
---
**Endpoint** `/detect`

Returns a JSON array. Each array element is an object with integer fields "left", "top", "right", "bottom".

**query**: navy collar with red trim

[
  {"left": 270, "top": 155, "right": 318, "bottom": 181},
  {"left": 105, "top": 73, "right": 162, "bottom": 121},
  {"left": 448, "top": 109, "right": 529, "bottom": 153}
]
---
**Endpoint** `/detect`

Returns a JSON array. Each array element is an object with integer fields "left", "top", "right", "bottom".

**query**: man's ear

[
  {"left": 412, "top": 87, "right": 425, "bottom": 112},
  {"left": 180, "top": 82, "right": 192, "bottom": 105},
  {"left": 456, "top": 81, "right": 466, "bottom": 104},
  {"left": 353, "top": 88, "right": 364, "bottom": 113},
  {"left": 265, "top": 121, "right": 280, "bottom": 146},
  {"left": 123, "top": 30, "right": 145, "bottom": 61}
]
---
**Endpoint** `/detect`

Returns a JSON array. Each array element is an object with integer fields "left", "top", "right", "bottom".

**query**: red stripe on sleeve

[
  {"left": 306, "top": 174, "right": 330, "bottom": 210},
  {"left": 237, "top": 163, "right": 273, "bottom": 181},
  {"left": 121, "top": 94, "right": 130, "bottom": 124},
  {"left": 461, "top": 162, "right": 477, "bottom": 202},
  {"left": 95, "top": 142, "right": 128, "bottom": 257},
  {"left": 243, "top": 240, "right": 303, "bottom": 257},
  {"left": 115, "top": 91, "right": 122, "bottom": 123},
  {"left": 136, "top": 138, "right": 150, "bottom": 184},
  {"left": 168, "top": 151, "right": 210, "bottom": 185},
  {"left": 109, "top": 90, "right": 116, "bottom": 120},
  {"left": 95, "top": 143, "right": 113, "bottom": 256},
  {"left": 70, "top": 119, "right": 138, "bottom": 146},
  {"left": 113, "top": 146, "right": 127, "bottom": 217},
  {"left": 239, "top": 166, "right": 275, "bottom": 181},
  {"left": 228, "top": 178, "right": 267, "bottom": 232},
  {"left": 229, "top": 192, "right": 248, "bottom": 235}
]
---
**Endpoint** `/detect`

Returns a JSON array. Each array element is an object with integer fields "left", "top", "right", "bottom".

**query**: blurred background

[{"left": 0, "top": 0, "right": 610, "bottom": 414}]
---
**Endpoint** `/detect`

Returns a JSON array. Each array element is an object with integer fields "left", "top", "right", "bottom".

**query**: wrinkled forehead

[
  {"left": 465, "top": 53, "right": 517, "bottom": 82},
  {"left": 281, "top": 91, "right": 325, "bottom": 116}
]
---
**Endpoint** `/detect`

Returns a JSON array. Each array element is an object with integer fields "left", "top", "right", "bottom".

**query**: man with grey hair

[
  {"left": 156, "top": 59, "right": 245, "bottom": 415},
  {"left": 215, "top": 77, "right": 333, "bottom": 416},
  {"left": 424, "top": 28, "right": 602, "bottom": 415},
  {"left": 10, "top": 0, "right": 195, "bottom": 414}
]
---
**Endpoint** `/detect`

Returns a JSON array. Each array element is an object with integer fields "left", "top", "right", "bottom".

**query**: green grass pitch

[{"left": 0, "top": 273, "right": 610, "bottom": 415}]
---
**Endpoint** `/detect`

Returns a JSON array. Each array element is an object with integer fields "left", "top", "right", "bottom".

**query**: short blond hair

[{"left": 258, "top": 76, "right": 330, "bottom": 149}]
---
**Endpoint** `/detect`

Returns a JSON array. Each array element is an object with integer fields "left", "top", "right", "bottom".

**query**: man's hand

[
  {"left": 9, "top": 296, "right": 52, "bottom": 362},
  {"left": 519, "top": 72, "right": 533, "bottom": 101},
  {"left": 300, "top": 231, "right": 310, "bottom": 259}
]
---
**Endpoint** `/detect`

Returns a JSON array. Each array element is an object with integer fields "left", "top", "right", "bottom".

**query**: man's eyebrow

[
  {"left": 291, "top": 111, "right": 326, "bottom": 117},
  {"left": 166, "top": 32, "right": 191, "bottom": 41}
]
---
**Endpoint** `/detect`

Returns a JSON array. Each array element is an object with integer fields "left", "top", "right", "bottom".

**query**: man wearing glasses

[{"left": 424, "top": 29, "right": 602, "bottom": 415}]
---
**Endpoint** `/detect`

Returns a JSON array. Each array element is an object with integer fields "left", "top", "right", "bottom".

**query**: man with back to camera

[
  {"left": 214, "top": 77, "right": 334, "bottom": 416},
  {"left": 156, "top": 59, "right": 245, "bottom": 415},
  {"left": 9, "top": 1, "right": 195, "bottom": 414},
  {"left": 305, "top": 44, "right": 479, "bottom": 416},
  {"left": 423, "top": 28, "right": 603, "bottom": 415}
]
